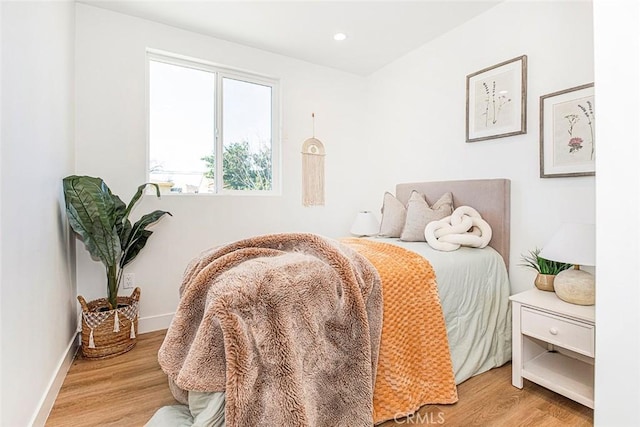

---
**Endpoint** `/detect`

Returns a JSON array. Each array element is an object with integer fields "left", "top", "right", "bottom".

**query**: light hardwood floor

[{"left": 46, "top": 330, "right": 593, "bottom": 426}]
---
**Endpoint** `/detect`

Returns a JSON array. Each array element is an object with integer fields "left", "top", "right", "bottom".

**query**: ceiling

[{"left": 81, "top": 1, "right": 502, "bottom": 76}]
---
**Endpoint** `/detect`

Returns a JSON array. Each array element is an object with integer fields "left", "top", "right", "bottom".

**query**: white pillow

[
  {"left": 378, "top": 192, "right": 406, "bottom": 238},
  {"left": 424, "top": 205, "right": 493, "bottom": 251},
  {"left": 400, "top": 191, "right": 453, "bottom": 242}
]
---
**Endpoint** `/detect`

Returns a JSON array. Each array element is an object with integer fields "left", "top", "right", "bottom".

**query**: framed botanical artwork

[
  {"left": 466, "top": 55, "right": 527, "bottom": 142},
  {"left": 540, "top": 83, "right": 595, "bottom": 178}
]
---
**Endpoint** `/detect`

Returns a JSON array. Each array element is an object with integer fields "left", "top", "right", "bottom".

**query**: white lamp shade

[
  {"left": 350, "top": 211, "right": 379, "bottom": 236},
  {"left": 539, "top": 223, "right": 595, "bottom": 266}
]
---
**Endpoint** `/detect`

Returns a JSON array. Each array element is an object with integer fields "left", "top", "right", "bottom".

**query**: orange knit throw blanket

[{"left": 342, "top": 238, "right": 458, "bottom": 424}]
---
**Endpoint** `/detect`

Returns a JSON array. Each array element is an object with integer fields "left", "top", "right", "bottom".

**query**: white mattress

[{"left": 369, "top": 237, "right": 512, "bottom": 384}]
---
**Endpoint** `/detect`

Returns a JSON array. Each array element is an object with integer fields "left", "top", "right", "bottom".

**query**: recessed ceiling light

[{"left": 333, "top": 33, "right": 347, "bottom": 41}]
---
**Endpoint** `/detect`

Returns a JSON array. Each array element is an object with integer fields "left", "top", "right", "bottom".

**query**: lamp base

[{"left": 554, "top": 268, "right": 595, "bottom": 305}]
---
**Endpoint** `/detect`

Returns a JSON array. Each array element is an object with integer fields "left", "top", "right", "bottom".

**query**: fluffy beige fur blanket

[{"left": 158, "top": 233, "right": 383, "bottom": 427}]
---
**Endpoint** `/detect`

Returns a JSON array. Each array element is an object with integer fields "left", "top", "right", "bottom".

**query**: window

[{"left": 147, "top": 51, "right": 279, "bottom": 194}]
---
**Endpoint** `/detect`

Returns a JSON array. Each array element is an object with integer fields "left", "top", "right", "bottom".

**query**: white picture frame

[
  {"left": 540, "top": 83, "right": 595, "bottom": 178},
  {"left": 466, "top": 55, "right": 527, "bottom": 142}
]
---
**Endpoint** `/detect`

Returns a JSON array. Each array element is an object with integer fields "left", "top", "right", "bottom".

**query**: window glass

[
  {"left": 148, "top": 53, "right": 278, "bottom": 194},
  {"left": 220, "top": 77, "right": 272, "bottom": 191},
  {"left": 149, "top": 60, "right": 215, "bottom": 194}
]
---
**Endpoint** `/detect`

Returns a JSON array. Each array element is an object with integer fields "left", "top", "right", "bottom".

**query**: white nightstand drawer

[{"left": 521, "top": 307, "right": 594, "bottom": 357}]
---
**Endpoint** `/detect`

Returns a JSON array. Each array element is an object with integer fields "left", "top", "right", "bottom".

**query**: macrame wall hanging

[{"left": 302, "top": 113, "right": 326, "bottom": 206}]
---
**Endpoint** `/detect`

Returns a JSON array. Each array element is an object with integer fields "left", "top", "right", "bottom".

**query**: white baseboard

[
  {"left": 30, "top": 332, "right": 79, "bottom": 427},
  {"left": 138, "top": 312, "right": 175, "bottom": 334}
]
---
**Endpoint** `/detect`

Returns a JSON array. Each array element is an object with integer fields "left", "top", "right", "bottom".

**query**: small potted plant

[
  {"left": 520, "top": 248, "right": 572, "bottom": 292},
  {"left": 63, "top": 175, "right": 172, "bottom": 358}
]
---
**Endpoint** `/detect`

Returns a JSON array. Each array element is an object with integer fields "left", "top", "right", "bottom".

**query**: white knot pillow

[{"left": 424, "top": 206, "right": 492, "bottom": 251}]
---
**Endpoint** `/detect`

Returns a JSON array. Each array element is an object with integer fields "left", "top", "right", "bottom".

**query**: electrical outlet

[{"left": 123, "top": 273, "right": 135, "bottom": 289}]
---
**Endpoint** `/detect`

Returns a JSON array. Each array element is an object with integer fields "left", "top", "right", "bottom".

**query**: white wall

[
  {"left": 0, "top": 1, "right": 77, "bottom": 426},
  {"left": 366, "top": 0, "right": 595, "bottom": 294},
  {"left": 0, "top": 2, "right": 4, "bottom": 422},
  {"left": 593, "top": 0, "right": 640, "bottom": 424},
  {"left": 74, "top": 4, "right": 377, "bottom": 330}
]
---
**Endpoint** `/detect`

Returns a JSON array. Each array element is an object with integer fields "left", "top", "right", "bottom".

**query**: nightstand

[{"left": 510, "top": 288, "right": 595, "bottom": 408}]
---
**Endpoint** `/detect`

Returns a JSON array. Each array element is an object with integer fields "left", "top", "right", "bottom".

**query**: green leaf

[
  {"left": 120, "top": 210, "right": 172, "bottom": 268},
  {"left": 63, "top": 176, "right": 121, "bottom": 267},
  {"left": 120, "top": 230, "right": 152, "bottom": 268},
  {"left": 112, "top": 194, "right": 132, "bottom": 250},
  {"left": 123, "top": 183, "right": 161, "bottom": 221},
  {"left": 519, "top": 247, "right": 572, "bottom": 275},
  {"left": 119, "top": 183, "right": 161, "bottom": 253}
]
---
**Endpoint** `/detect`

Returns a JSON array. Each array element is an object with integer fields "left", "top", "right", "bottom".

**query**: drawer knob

[{"left": 549, "top": 327, "right": 559, "bottom": 335}]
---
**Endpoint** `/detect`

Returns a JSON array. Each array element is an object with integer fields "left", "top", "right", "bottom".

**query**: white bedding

[{"left": 370, "top": 237, "right": 511, "bottom": 384}]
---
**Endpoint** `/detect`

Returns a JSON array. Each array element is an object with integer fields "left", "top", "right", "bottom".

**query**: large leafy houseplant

[{"left": 63, "top": 175, "right": 172, "bottom": 310}]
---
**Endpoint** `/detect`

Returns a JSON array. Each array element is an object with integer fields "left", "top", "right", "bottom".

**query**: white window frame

[{"left": 146, "top": 49, "right": 281, "bottom": 195}]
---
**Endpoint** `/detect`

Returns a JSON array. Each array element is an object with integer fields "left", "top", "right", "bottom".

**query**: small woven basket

[{"left": 77, "top": 287, "right": 141, "bottom": 359}]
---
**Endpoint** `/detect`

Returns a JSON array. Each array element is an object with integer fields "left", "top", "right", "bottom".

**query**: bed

[
  {"left": 381, "top": 178, "right": 512, "bottom": 385},
  {"left": 148, "top": 178, "right": 512, "bottom": 427}
]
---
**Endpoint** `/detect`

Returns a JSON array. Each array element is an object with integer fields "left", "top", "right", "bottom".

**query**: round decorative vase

[
  {"left": 553, "top": 269, "right": 595, "bottom": 306},
  {"left": 534, "top": 273, "right": 556, "bottom": 292}
]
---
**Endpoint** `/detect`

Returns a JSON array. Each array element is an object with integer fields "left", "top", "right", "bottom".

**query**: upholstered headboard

[{"left": 395, "top": 179, "right": 511, "bottom": 268}]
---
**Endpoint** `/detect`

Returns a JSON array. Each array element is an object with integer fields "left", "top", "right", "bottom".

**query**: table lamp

[
  {"left": 350, "top": 211, "right": 379, "bottom": 237},
  {"left": 538, "top": 223, "right": 595, "bottom": 305}
]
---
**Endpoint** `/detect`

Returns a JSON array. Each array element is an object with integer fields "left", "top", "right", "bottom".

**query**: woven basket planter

[{"left": 77, "top": 287, "right": 141, "bottom": 359}]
